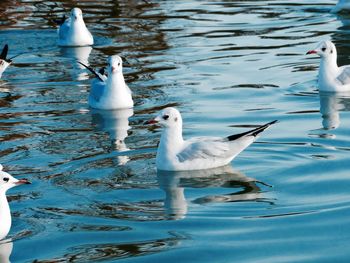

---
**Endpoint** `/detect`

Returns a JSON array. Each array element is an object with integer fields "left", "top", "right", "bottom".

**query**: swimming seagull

[
  {"left": 331, "top": 0, "right": 350, "bottom": 13},
  {"left": 79, "top": 55, "right": 133, "bottom": 110},
  {"left": 307, "top": 40, "right": 350, "bottom": 92},
  {"left": 0, "top": 164, "right": 30, "bottom": 240},
  {"left": 57, "top": 8, "right": 94, "bottom": 47},
  {"left": 146, "top": 107, "right": 277, "bottom": 171}
]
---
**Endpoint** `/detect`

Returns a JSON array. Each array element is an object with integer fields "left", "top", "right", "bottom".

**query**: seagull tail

[
  {"left": 227, "top": 120, "right": 278, "bottom": 141},
  {"left": 0, "top": 44, "right": 8, "bottom": 60},
  {"left": 78, "top": 61, "right": 104, "bottom": 82}
]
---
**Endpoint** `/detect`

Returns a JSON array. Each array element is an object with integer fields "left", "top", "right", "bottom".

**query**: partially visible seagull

[
  {"left": 0, "top": 45, "right": 14, "bottom": 79},
  {"left": 307, "top": 40, "right": 350, "bottom": 92},
  {"left": 79, "top": 55, "right": 133, "bottom": 110},
  {"left": 331, "top": 0, "right": 350, "bottom": 13},
  {"left": 57, "top": 8, "right": 94, "bottom": 47},
  {"left": 0, "top": 164, "right": 30, "bottom": 240},
  {"left": 146, "top": 107, "right": 277, "bottom": 171}
]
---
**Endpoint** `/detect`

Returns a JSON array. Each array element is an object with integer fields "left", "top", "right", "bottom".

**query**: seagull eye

[
  {"left": 3, "top": 177, "right": 9, "bottom": 182},
  {"left": 118, "top": 63, "right": 120, "bottom": 66},
  {"left": 321, "top": 47, "right": 326, "bottom": 52},
  {"left": 163, "top": 115, "right": 169, "bottom": 120}
]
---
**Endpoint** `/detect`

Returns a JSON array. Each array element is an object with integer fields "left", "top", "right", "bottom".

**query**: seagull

[
  {"left": 331, "top": 0, "right": 350, "bottom": 13},
  {"left": 307, "top": 40, "right": 350, "bottom": 92},
  {"left": 0, "top": 45, "right": 12, "bottom": 79},
  {"left": 79, "top": 55, "right": 133, "bottom": 110},
  {"left": 57, "top": 8, "right": 94, "bottom": 47},
  {"left": 0, "top": 164, "right": 30, "bottom": 241},
  {"left": 146, "top": 107, "right": 277, "bottom": 171}
]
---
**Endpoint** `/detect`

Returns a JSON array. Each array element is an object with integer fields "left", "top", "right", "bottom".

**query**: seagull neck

[
  {"left": 0, "top": 192, "right": 11, "bottom": 234},
  {"left": 105, "top": 73, "right": 128, "bottom": 97},
  {"left": 71, "top": 19, "right": 88, "bottom": 31},
  {"left": 160, "top": 125, "right": 184, "bottom": 152},
  {"left": 320, "top": 56, "right": 339, "bottom": 78}
]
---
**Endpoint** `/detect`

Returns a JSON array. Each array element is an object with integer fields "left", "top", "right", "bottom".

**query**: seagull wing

[
  {"left": 337, "top": 66, "right": 350, "bottom": 85},
  {"left": 90, "top": 80, "right": 105, "bottom": 102},
  {"left": 177, "top": 120, "right": 277, "bottom": 163},
  {"left": 58, "top": 18, "right": 70, "bottom": 40},
  {"left": 177, "top": 138, "right": 231, "bottom": 162}
]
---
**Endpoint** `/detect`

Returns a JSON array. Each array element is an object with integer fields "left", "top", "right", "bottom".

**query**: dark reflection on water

[
  {"left": 2, "top": 0, "right": 350, "bottom": 262},
  {"left": 158, "top": 165, "right": 272, "bottom": 220},
  {"left": 34, "top": 232, "right": 187, "bottom": 263}
]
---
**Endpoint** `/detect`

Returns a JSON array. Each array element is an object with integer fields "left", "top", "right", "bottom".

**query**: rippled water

[{"left": 1, "top": 0, "right": 350, "bottom": 262}]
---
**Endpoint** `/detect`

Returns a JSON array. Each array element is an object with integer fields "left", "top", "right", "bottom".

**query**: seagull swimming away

[
  {"left": 79, "top": 55, "right": 133, "bottom": 110},
  {"left": 307, "top": 40, "right": 350, "bottom": 92},
  {"left": 331, "top": 0, "right": 350, "bottom": 13},
  {"left": 146, "top": 107, "right": 277, "bottom": 171},
  {"left": 57, "top": 8, "right": 94, "bottom": 47},
  {"left": 0, "top": 164, "right": 30, "bottom": 240}
]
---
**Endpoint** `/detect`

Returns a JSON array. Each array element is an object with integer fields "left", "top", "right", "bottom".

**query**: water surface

[{"left": 1, "top": 0, "right": 350, "bottom": 262}]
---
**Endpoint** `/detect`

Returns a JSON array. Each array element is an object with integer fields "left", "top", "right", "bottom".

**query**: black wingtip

[
  {"left": 0, "top": 44, "right": 8, "bottom": 60},
  {"left": 227, "top": 120, "right": 278, "bottom": 141},
  {"left": 54, "top": 14, "right": 66, "bottom": 26}
]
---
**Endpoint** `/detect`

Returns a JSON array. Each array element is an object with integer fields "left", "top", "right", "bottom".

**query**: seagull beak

[
  {"left": 15, "top": 178, "right": 31, "bottom": 185},
  {"left": 306, "top": 50, "right": 317, "bottom": 55},
  {"left": 144, "top": 119, "right": 158, "bottom": 125}
]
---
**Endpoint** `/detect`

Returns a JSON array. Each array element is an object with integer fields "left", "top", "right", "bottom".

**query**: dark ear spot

[
  {"left": 331, "top": 49, "right": 333, "bottom": 54},
  {"left": 174, "top": 117, "right": 178, "bottom": 122}
]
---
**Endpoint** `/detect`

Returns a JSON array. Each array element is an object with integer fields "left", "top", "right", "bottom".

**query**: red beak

[
  {"left": 144, "top": 119, "right": 158, "bottom": 125},
  {"left": 15, "top": 178, "right": 31, "bottom": 185},
  {"left": 306, "top": 50, "right": 317, "bottom": 55}
]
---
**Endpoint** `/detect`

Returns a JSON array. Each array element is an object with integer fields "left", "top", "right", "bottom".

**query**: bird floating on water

[
  {"left": 57, "top": 8, "right": 94, "bottom": 47},
  {"left": 146, "top": 107, "right": 277, "bottom": 171},
  {"left": 0, "top": 164, "right": 30, "bottom": 241},
  {"left": 307, "top": 40, "right": 350, "bottom": 92},
  {"left": 79, "top": 55, "right": 133, "bottom": 110}
]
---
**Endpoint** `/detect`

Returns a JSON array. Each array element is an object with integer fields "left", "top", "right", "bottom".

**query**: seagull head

[
  {"left": 71, "top": 8, "right": 83, "bottom": 21},
  {"left": 146, "top": 107, "right": 183, "bottom": 129},
  {"left": 108, "top": 55, "right": 123, "bottom": 74},
  {"left": 307, "top": 40, "right": 337, "bottom": 60},
  {"left": 0, "top": 164, "right": 31, "bottom": 193}
]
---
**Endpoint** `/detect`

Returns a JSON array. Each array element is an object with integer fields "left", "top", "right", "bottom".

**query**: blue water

[{"left": 1, "top": 0, "right": 350, "bottom": 262}]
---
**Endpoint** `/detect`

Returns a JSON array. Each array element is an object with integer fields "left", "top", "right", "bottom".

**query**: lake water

[{"left": 1, "top": 0, "right": 350, "bottom": 262}]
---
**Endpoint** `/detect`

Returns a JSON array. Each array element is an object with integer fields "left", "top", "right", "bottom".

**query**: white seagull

[
  {"left": 57, "top": 8, "right": 94, "bottom": 47},
  {"left": 79, "top": 55, "right": 133, "bottom": 110},
  {"left": 0, "top": 45, "right": 12, "bottom": 79},
  {"left": 146, "top": 107, "right": 277, "bottom": 171},
  {"left": 307, "top": 40, "right": 350, "bottom": 92},
  {"left": 331, "top": 0, "right": 350, "bottom": 13},
  {"left": 0, "top": 164, "right": 30, "bottom": 240}
]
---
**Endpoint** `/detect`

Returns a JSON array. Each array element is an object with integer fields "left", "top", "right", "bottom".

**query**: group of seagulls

[{"left": 0, "top": 0, "right": 350, "bottom": 241}]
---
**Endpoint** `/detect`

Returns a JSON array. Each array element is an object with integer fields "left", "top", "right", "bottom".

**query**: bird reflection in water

[
  {"left": 59, "top": 46, "right": 92, "bottom": 80},
  {"left": 319, "top": 91, "right": 350, "bottom": 132},
  {"left": 157, "top": 165, "right": 271, "bottom": 220},
  {"left": 91, "top": 108, "right": 133, "bottom": 165},
  {"left": 0, "top": 239, "right": 12, "bottom": 263}
]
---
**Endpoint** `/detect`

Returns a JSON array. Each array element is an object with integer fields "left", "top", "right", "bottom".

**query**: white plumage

[
  {"left": 147, "top": 107, "right": 276, "bottom": 171},
  {"left": 0, "top": 165, "right": 30, "bottom": 241},
  {"left": 80, "top": 55, "right": 133, "bottom": 110},
  {"left": 307, "top": 40, "right": 350, "bottom": 92},
  {"left": 57, "top": 8, "right": 93, "bottom": 47}
]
